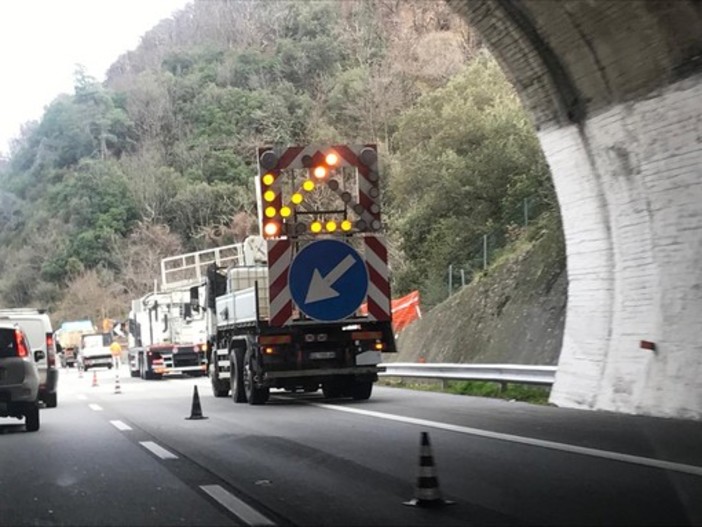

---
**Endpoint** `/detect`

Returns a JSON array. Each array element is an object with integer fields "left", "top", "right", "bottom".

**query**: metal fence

[
  {"left": 380, "top": 363, "right": 556, "bottom": 386},
  {"left": 447, "top": 195, "right": 550, "bottom": 296}
]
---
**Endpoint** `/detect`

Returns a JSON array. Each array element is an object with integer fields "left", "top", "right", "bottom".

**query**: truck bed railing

[{"left": 161, "top": 243, "right": 246, "bottom": 290}]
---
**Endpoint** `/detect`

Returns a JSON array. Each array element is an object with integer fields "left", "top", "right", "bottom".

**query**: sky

[{"left": 0, "top": 0, "right": 192, "bottom": 157}]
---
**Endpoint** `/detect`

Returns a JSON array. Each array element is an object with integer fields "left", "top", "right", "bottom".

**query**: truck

[
  {"left": 195, "top": 144, "right": 397, "bottom": 404},
  {"left": 126, "top": 245, "right": 244, "bottom": 380},
  {"left": 77, "top": 333, "right": 114, "bottom": 371},
  {"left": 55, "top": 320, "right": 96, "bottom": 368}
]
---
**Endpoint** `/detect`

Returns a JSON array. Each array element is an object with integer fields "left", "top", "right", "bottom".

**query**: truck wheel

[
  {"left": 44, "top": 392, "right": 58, "bottom": 408},
  {"left": 25, "top": 403, "right": 40, "bottom": 432},
  {"left": 244, "top": 357, "right": 269, "bottom": 405},
  {"left": 303, "top": 382, "right": 319, "bottom": 393},
  {"left": 351, "top": 381, "right": 373, "bottom": 401},
  {"left": 322, "top": 380, "right": 343, "bottom": 399},
  {"left": 230, "top": 348, "right": 247, "bottom": 403},
  {"left": 130, "top": 358, "right": 140, "bottom": 378},
  {"left": 210, "top": 361, "right": 229, "bottom": 397}
]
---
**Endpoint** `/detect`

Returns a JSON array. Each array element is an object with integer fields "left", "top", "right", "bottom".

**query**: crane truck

[
  {"left": 190, "top": 143, "right": 397, "bottom": 404},
  {"left": 126, "top": 235, "right": 261, "bottom": 379}
]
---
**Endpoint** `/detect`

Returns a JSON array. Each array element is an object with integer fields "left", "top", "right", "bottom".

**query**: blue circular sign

[{"left": 289, "top": 239, "right": 368, "bottom": 322}]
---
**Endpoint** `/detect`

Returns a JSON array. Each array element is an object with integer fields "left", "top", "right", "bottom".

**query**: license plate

[{"left": 309, "top": 351, "right": 336, "bottom": 360}]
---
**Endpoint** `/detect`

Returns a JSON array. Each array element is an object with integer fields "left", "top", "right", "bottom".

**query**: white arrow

[{"left": 305, "top": 254, "right": 357, "bottom": 304}]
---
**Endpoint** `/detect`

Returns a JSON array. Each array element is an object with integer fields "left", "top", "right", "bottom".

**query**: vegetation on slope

[
  {"left": 395, "top": 213, "right": 566, "bottom": 365},
  {"left": 0, "top": 0, "right": 561, "bottom": 332}
]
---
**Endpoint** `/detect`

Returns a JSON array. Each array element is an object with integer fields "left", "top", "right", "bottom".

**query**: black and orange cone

[
  {"left": 185, "top": 385, "right": 208, "bottom": 420},
  {"left": 404, "top": 432, "right": 454, "bottom": 507},
  {"left": 114, "top": 371, "right": 122, "bottom": 395}
]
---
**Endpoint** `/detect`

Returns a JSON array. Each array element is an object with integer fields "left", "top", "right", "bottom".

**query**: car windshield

[{"left": 81, "top": 334, "right": 107, "bottom": 348}]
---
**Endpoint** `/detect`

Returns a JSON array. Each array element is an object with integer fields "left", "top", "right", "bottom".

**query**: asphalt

[{"left": 1, "top": 366, "right": 701, "bottom": 526}]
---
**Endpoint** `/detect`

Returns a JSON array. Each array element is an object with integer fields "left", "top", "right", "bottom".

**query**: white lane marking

[
  {"left": 200, "top": 485, "right": 276, "bottom": 526},
  {"left": 76, "top": 394, "right": 87, "bottom": 400},
  {"left": 88, "top": 403, "right": 103, "bottom": 411},
  {"left": 309, "top": 402, "right": 702, "bottom": 478},
  {"left": 110, "top": 420, "right": 132, "bottom": 431},
  {"left": 139, "top": 441, "right": 178, "bottom": 460}
]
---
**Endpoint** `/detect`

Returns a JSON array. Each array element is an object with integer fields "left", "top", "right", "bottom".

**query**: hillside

[
  {"left": 395, "top": 215, "right": 566, "bottom": 365},
  {"left": 0, "top": 0, "right": 564, "bottom": 362}
]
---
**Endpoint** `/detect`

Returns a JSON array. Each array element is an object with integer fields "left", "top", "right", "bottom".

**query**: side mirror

[{"left": 34, "top": 349, "right": 46, "bottom": 362}]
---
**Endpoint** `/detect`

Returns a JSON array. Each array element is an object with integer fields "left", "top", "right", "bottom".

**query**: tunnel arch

[{"left": 448, "top": 0, "right": 702, "bottom": 419}]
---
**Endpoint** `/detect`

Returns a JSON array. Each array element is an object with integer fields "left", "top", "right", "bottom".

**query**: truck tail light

[
  {"left": 259, "top": 335, "right": 292, "bottom": 345},
  {"left": 351, "top": 331, "right": 382, "bottom": 341}
]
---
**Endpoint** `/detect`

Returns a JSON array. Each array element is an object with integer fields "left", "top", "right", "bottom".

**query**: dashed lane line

[
  {"left": 88, "top": 403, "right": 103, "bottom": 411},
  {"left": 140, "top": 441, "right": 178, "bottom": 460},
  {"left": 110, "top": 420, "right": 132, "bottom": 431},
  {"left": 308, "top": 402, "right": 702, "bottom": 478},
  {"left": 200, "top": 484, "right": 276, "bottom": 526}
]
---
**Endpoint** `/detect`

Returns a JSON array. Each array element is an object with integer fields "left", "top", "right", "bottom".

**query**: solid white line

[
  {"left": 76, "top": 394, "right": 87, "bottom": 400},
  {"left": 308, "top": 402, "right": 702, "bottom": 478},
  {"left": 139, "top": 441, "right": 178, "bottom": 460},
  {"left": 88, "top": 403, "right": 103, "bottom": 411},
  {"left": 200, "top": 485, "right": 276, "bottom": 526},
  {"left": 110, "top": 420, "right": 132, "bottom": 431}
]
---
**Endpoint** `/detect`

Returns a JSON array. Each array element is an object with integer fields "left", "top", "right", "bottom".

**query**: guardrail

[{"left": 379, "top": 363, "right": 556, "bottom": 386}]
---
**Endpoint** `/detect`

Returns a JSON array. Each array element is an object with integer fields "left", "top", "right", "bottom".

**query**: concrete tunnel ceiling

[{"left": 448, "top": 0, "right": 702, "bottom": 419}]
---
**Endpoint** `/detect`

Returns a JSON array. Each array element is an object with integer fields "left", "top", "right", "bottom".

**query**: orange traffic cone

[
  {"left": 91, "top": 371, "right": 98, "bottom": 388},
  {"left": 185, "top": 385, "right": 208, "bottom": 420},
  {"left": 404, "top": 432, "right": 454, "bottom": 507}
]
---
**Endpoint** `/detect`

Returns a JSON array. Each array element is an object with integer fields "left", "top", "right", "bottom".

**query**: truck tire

[
  {"left": 351, "top": 380, "right": 373, "bottom": 401},
  {"left": 230, "top": 348, "right": 247, "bottom": 403},
  {"left": 244, "top": 358, "right": 269, "bottom": 405},
  {"left": 44, "top": 392, "right": 58, "bottom": 408},
  {"left": 303, "top": 382, "right": 319, "bottom": 393},
  {"left": 210, "top": 360, "right": 229, "bottom": 397},
  {"left": 139, "top": 356, "right": 160, "bottom": 380},
  {"left": 322, "top": 380, "right": 344, "bottom": 399},
  {"left": 130, "top": 358, "right": 140, "bottom": 378},
  {"left": 25, "top": 403, "right": 40, "bottom": 432}
]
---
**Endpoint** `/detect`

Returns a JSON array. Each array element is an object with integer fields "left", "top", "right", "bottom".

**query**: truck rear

[
  {"left": 126, "top": 244, "right": 246, "bottom": 380},
  {"left": 205, "top": 144, "right": 396, "bottom": 404},
  {"left": 56, "top": 320, "right": 95, "bottom": 368}
]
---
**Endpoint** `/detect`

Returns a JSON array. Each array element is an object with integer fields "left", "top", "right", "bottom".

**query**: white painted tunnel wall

[{"left": 542, "top": 75, "right": 702, "bottom": 419}]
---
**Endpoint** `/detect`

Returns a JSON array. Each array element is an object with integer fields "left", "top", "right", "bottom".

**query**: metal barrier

[{"left": 379, "top": 363, "right": 556, "bottom": 386}]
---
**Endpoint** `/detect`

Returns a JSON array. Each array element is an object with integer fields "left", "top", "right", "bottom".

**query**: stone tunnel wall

[{"left": 449, "top": 0, "right": 702, "bottom": 419}]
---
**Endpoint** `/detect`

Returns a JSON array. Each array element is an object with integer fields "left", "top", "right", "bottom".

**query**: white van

[{"left": 0, "top": 308, "right": 59, "bottom": 408}]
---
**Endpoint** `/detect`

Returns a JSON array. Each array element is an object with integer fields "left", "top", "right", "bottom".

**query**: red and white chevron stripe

[
  {"left": 273, "top": 144, "right": 373, "bottom": 171},
  {"left": 267, "top": 239, "right": 293, "bottom": 326},
  {"left": 364, "top": 235, "right": 391, "bottom": 321}
]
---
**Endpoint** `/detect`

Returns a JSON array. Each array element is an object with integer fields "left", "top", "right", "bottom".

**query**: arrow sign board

[{"left": 289, "top": 239, "right": 368, "bottom": 322}]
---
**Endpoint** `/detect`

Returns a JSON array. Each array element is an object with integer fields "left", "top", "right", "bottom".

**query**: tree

[{"left": 388, "top": 54, "right": 553, "bottom": 301}]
